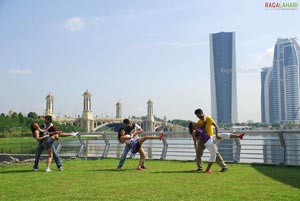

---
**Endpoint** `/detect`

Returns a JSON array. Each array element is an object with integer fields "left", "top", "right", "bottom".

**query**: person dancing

[
  {"left": 31, "top": 122, "right": 78, "bottom": 172},
  {"left": 118, "top": 128, "right": 164, "bottom": 170},
  {"left": 189, "top": 122, "right": 244, "bottom": 173}
]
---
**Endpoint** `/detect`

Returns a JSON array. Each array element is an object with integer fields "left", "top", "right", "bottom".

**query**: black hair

[
  {"left": 118, "top": 128, "right": 125, "bottom": 142},
  {"left": 123, "top": 118, "right": 130, "bottom": 124},
  {"left": 31, "top": 123, "right": 36, "bottom": 133},
  {"left": 45, "top": 115, "right": 52, "bottom": 122},
  {"left": 194, "top": 109, "right": 203, "bottom": 115}
]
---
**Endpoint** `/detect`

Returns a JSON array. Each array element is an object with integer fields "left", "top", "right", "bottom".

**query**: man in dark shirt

[
  {"left": 32, "top": 115, "right": 63, "bottom": 171},
  {"left": 116, "top": 118, "right": 145, "bottom": 170}
]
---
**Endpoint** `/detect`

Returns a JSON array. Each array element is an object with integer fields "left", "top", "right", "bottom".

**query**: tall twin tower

[
  {"left": 45, "top": 90, "right": 156, "bottom": 132},
  {"left": 210, "top": 32, "right": 238, "bottom": 124},
  {"left": 261, "top": 38, "right": 300, "bottom": 123}
]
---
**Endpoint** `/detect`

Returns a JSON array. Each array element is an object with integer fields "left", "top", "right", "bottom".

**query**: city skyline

[{"left": 1, "top": 1, "right": 300, "bottom": 122}]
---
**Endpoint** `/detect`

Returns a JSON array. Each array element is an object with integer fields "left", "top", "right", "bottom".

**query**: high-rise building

[
  {"left": 210, "top": 32, "right": 238, "bottom": 124},
  {"left": 261, "top": 67, "right": 275, "bottom": 123},
  {"left": 261, "top": 38, "right": 300, "bottom": 123},
  {"left": 115, "top": 101, "right": 122, "bottom": 119}
]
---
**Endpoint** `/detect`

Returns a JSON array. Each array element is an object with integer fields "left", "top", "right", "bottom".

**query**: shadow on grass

[
  {"left": 89, "top": 168, "right": 136, "bottom": 172},
  {"left": 251, "top": 164, "right": 300, "bottom": 189},
  {"left": 0, "top": 170, "right": 33, "bottom": 174},
  {"left": 152, "top": 170, "right": 206, "bottom": 174}
]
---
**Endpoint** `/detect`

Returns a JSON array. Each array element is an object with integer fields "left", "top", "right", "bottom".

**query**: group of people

[
  {"left": 31, "top": 109, "right": 245, "bottom": 173},
  {"left": 31, "top": 115, "right": 78, "bottom": 172}
]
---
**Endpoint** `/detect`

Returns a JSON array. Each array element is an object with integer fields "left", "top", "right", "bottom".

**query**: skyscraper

[
  {"left": 261, "top": 67, "right": 275, "bottom": 123},
  {"left": 261, "top": 38, "right": 300, "bottom": 123},
  {"left": 210, "top": 32, "right": 238, "bottom": 124}
]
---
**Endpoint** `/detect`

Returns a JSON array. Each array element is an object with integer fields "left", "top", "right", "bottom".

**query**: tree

[
  {"left": 171, "top": 119, "right": 190, "bottom": 127},
  {"left": 18, "top": 113, "right": 25, "bottom": 125},
  {"left": 11, "top": 112, "right": 18, "bottom": 118},
  {"left": 27, "top": 112, "right": 38, "bottom": 119}
]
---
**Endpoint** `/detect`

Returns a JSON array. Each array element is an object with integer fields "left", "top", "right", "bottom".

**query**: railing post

[
  {"left": 278, "top": 128, "right": 286, "bottom": 165},
  {"left": 101, "top": 133, "right": 110, "bottom": 159},
  {"left": 101, "top": 132, "right": 110, "bottom": 159},
  {"left": 160, "top": 136, "right": 168, "bottom": 160},
  {"left": 56, "top": 140, "right": 62, "bottom": 154},
  {"left": 234, "top": 138, "right": 241, "bottom": 163},
  {"left": 77, "top": 133, "right": 85, "bottom": 158}
]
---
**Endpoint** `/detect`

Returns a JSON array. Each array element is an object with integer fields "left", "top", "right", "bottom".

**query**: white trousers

[{"left": 205, "top": 133, "right": 231, "bottom": 162}]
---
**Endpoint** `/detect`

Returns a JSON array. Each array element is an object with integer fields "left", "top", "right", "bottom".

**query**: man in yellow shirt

[{"left": 194, "top": 108, "right": 228, "bottom": 172}]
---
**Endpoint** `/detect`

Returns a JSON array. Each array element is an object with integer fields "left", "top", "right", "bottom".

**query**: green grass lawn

[{"left": 0, "top": 158, "right": 299, "bottom": 201}]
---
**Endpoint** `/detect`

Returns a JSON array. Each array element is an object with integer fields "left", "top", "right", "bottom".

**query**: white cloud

[
  {"left": 9, "top": 69, "right": 32, "bottom": 75},
  {"left": 251, "top": 47, "right": 274, "bottom": 61},
  {"left": 64, "top": 17, "right": 85, "bottom": 31}
]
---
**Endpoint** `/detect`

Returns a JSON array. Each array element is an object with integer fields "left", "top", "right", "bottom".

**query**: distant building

[
  {"left": 261, "top": 38, "right": 300, "bottom": 123},
  {"left": 115, "top": 101, "right": 122, "bottom": 119},
  {"left": 261, "top": 67, "right": 275, "bottom": 123},
  {"left": 45, "top": 93, "right": 55, "bottom": 117},
  {"left": 80, "top": 90, "right": 94, "bottom": 132},
  {"left": 210, "top": 32, "right": 238, "bottom": 124}
]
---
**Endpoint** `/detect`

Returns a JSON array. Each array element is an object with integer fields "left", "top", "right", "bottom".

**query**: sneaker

[
  {"left": 220, "top": 167, "right": 228, "bottom": 172},
  {"left": 46, "top": 168, "right": 51, "bottom": 172},
  {"left": 116, "top": 166, "right": 122, "bottom": 171},
  {"left": 136, "top": 167, "right": 144, "bottom": 171},
  {"left": 239, "top": 133, "right": 245, "bottom": 140},
  {"left": 58, "top": 166, "right": 64, "bottom": 171},
  {"left": 196, "top": 168, "right": 203, "bottom": 171},
  {"left": 32, "top": 168, "right": 38, "bottom": 172},
  {"left": 71, "top": 132, "right": 79, "bottom": 137},
  {"left": 159, "top": 131, "right": 165, "bottom": 140}
]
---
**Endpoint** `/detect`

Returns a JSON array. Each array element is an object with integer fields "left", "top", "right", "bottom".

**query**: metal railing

[
  {"left": 53, "top": 129, "right": 300, "bottom": 166},
  {"left": 1, "top": 129, "right": 299, "bottom": 166}
]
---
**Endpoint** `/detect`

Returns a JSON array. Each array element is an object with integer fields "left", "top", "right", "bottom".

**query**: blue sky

[{"left": 1, "top": 0, "right": 300, "bottom": 122}]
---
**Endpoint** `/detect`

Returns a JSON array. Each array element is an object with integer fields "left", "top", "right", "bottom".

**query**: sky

[{"left": 1, "top": 0, "right": 300, "bottom": 122}]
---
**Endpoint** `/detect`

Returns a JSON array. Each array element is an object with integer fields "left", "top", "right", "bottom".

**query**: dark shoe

[
  {"left": 220, "top": 167, "right": 228, "bottom": 172},
  {"left": 141, "top": 165, "right": 148, "bottom": 169},
  {"left": 196, "top": 168, "right": 203, "bottom": 171}
]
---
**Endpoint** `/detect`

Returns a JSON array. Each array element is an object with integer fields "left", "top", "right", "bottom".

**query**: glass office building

[
  {"left": 261, "top": 38, "right": 300, "bottom": 123},
  {"left": 210, "top": 32, "right": 238, "bottom": 124}
]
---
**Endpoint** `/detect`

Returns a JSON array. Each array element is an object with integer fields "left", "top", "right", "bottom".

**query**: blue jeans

[
  {"left": 117, "top": 144, "right": 144, "bottom": 168},
  {"left": 33, "top": 142, "right": 62, "bottom": 169}
]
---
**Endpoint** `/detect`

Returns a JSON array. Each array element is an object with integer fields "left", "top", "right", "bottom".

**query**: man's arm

[
  {"left": 212, "top": 122, "right": 221, "bottom": 140},
  {"left": 131, "top": 123, "right": 144, "bottom": 137}
]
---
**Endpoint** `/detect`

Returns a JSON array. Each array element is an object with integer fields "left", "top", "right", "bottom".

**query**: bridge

[{"left": 45, "top": 91, "right": 183, "bottom": 132}]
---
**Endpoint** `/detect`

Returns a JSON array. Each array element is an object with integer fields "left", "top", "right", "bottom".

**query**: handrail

[{"left": 1, "top": 129, "right": 300, "bottom": 166}]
